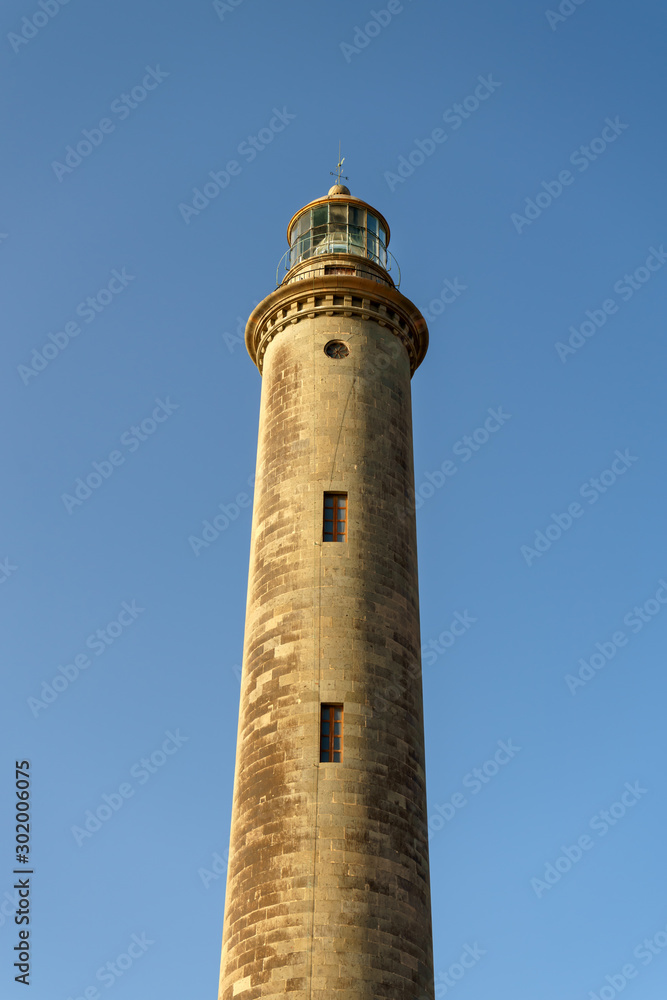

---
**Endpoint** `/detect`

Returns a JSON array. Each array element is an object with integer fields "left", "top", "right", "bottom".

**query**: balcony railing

[{"left": 276, "top": 232, "right": 400, "bottom": 287}]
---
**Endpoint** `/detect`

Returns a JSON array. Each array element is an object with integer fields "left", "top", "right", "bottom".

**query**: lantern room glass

[{"left": 289, "top": 203, "right": 387, "bottom": 270}]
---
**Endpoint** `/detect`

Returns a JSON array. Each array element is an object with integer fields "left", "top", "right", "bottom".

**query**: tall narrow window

[
  {"left": 320, "top": 704, "right": 343, "bottom": 762},
  {"left": 323, "top": 492, "right": 347, "bottom": 542}
]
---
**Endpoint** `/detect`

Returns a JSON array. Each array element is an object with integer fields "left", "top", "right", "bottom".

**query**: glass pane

[
  {"left": 333, "top": 752, "right": 341, "bottom": 762},
  {"left": 334, "top": 722, "right": 341, "bottom": 734},
  {"left": 312, "top": 206, "right": 328, "bottom": 227},
  {"left": 349, "top": 207, "right": 365, "bottom": 227},
  {"left": 367, "top": 213, "right": 378, "bottom": 234},
  {"left": 333, "top": 737, "right": 340, "bottom": 750},
  {"left": 324, "top": 496, "right": 334, "bottom": 507},
  {"left": 335, "top": 536, "right": 344, "bottom": 542},
  {"left": 314, "top": 232, "right": 329, "bottom": 252},
  {"left": 321, "top": 751, "right": 329, "bottom": 762},
  {"left": 329, "top": 230, "right": 348, "bottom": 249},
  {"left": 321, "top": 739, "right": 329, "bottom": 751},
  {"left": 337, "top": 497, "right": 346, "bottom": 507},
  {"left": 349, "top": 225, "right": 363, "bottom": 247},
  {"left": 329, "top": 204, "right": 347, "bottom": 225},
  {"left": 378, "top": 227, "right": 387, "bottom": 267},
  {"left": 323, "top": 533, "right": 333, "bottom": 541},
  {"left": 321, "top": 721, "right": 329, "bottom": 735},
  {"left": 337, "top": 520, "right": 345, "bottom": 530},
  {"left": 367, "top": 236, "right": 379, "bottom": 261},
  {"left": 334, "top": 709, "right": 342, "bottom": 720},
  {"left": 322, "top": 707, "right": 330, "bottom": 719}
]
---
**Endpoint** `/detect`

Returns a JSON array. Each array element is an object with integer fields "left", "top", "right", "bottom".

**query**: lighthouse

[{"left": 217, "top": 180, "right": 434, "bottom": 999}]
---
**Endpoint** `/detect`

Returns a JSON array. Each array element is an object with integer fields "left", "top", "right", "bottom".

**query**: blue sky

[{"left": 1, "top": 0, "right": 666, "bottom": 997}]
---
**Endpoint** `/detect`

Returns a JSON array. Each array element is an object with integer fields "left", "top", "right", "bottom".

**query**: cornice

[{"left": 245, "top": 274, "right": 429, "bottom": 375}]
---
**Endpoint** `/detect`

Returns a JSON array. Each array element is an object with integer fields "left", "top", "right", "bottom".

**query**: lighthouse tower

[{"left": 217, "top": 181, "right": 433, "bottom": 1000}]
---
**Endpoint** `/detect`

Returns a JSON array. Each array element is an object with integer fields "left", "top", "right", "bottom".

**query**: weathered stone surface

[{"left": 218, "top": 278, "right": 434, "bottom": 1000}]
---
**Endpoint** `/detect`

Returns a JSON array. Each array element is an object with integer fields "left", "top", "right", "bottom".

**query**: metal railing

[{"left": 276, "top": 235, "right": 400, "bottom": 287}]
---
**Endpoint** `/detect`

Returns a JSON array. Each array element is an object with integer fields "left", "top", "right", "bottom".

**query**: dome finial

[{"left": 328, "top": 141, "right": 350, "bottom": 195}]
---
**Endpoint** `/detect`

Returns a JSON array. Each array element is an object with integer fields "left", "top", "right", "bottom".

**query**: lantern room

[{"left": 276, "top": 185, "right": 398, "bottom": 286}]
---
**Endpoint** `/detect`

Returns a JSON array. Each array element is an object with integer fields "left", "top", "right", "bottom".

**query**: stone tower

[{"left": 217, "top": 183, "right": 433, "bottom": 1000}]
